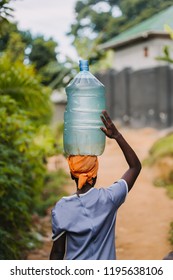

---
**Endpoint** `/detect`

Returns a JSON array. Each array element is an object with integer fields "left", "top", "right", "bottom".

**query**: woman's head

[{"left": 67, "top": 155, "right": 98, "bottom": 189}]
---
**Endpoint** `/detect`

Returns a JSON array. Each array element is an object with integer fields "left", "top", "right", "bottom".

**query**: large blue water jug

[{"left": 63, "top": 60, "right": 106, "bottom": 156}]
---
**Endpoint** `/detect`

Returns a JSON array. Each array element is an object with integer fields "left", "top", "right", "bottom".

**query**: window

[{"left": 144, "top": 47, "right": 149, "bottom": 57}]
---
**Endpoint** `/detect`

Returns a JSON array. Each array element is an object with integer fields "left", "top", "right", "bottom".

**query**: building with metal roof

[{"left": 100, "top": 6, "right": 173, "bottom": 71}]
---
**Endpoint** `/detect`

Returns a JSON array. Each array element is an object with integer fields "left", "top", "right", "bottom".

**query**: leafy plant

[
  {"left": 146, "top": 133, "right": 173, "bottom": 165},
  {"left": 156, "top": 25, "right": 173, "bottom": 64},
  {"left": 0, "top": 95, "right": 46, "bottom": 259},
  {"left": 0, "top": 95, "right": 66, "bottom": 259},
  {"left": 33, "top": 124, "right": 64, "bottom": 158},
  {"left": 0, "top": 55, "right": 52, "bottom": 126},
  {"left": 0, "top": 0, "right": 14, "bottom": 35},
  {"left": 169, "top": 222, "right": 173, "bottom": 246},
  {"left": 146, "top": 132, "right": 173, "bottom": 198},
  {"left": 0, "top": 2, "right": 68, "bottom": 259},
  {"left": 34, "top": 169, "right": 69, "bottom": 216}
]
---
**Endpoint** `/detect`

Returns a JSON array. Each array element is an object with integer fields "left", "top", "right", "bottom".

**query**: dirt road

[{"left": 27, "top": 127, "right": 173, "bottom": 260}]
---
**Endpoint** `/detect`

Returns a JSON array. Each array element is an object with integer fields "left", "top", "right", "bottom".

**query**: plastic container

[{"left": 63, "top": 60, "right": 106, "bottom": 156}]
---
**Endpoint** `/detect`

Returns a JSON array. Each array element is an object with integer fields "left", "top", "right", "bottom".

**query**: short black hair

[{"left": 71, "top": 173, "right": 97, "bottom": 188}]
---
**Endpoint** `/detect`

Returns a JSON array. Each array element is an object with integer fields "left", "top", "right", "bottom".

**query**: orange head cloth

[{"left": 67, "top": 155, "right": 98, "bottom": 189}]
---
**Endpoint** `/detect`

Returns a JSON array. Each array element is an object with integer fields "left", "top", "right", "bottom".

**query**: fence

[{"left": 96, "top": 65, "right": 173, "bottom": 128}]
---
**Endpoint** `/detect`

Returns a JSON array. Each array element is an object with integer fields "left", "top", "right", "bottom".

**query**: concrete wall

[{"left": 113, "top": 38, "right": 173, "bottom": 71}]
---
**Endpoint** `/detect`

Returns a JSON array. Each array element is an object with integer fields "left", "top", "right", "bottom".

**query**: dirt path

[{"left": 27, "top": 127, "right": 173, "bottom": 260}]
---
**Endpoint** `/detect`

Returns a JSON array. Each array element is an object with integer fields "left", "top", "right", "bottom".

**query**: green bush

[
  {"left": 34, "top": 169, "right": 69, "bottom": 216},
  {"left": 33, "top": 124, "right": 64, "bottom": 158},
  {"left": 146, "top": 133, "right": 173, "bottom": 198},
  {"left": 169, "top": 222, "right": 173, "bottom": 246},
  {"left": 0, "top": 52, "right": 67, "bottom": 259},
  {"left": 146, "top": 132, "right": 173, "bottom": 247},
  {"left": 146, "top": 133, "right": 173, "bottom": 165},
  {"left": 0, "top": 96, "right": 46, "bottom": 259},
  {"left": 0, "top": 55, "right": 53, "bottom": 126}
]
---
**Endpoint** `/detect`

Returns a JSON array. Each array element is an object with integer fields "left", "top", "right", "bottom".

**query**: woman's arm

[
  {"left": 49, "top": 233, "right": 66, "bottom": 260},
  {"left": 100, "top": 110, "right": 142, "bottom": 192}
]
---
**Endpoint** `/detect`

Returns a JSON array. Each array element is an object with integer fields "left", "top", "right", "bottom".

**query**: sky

[{"left": 11, "top": 0, "right": 78, "bottom": 61}]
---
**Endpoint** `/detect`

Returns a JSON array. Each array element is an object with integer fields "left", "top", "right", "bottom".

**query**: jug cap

[{"left": 79, "top": 60, "right": 89, "bottom": 71}]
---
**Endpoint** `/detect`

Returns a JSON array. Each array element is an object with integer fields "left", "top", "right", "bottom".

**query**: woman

[{"left": 50, "top": 110, "right": 141, "bottom": 260}]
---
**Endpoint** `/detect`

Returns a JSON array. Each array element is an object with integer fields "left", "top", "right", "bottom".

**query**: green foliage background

[
  {"left": 0, "top": 95, "right": 46, "bottom": 259},
  {"left": 0, "top": 0, "right": 70, "bottom": 260},
  {"left": 0, "top": 57, "right": 65, "bottom": 259},
  {"left": 146, "top": 133, "right": 173, "bottom": 198}
]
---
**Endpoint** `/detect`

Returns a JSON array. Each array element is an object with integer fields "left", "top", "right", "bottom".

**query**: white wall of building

[{"left": 113, "top": 38, "right": 173, "bottom": 71}]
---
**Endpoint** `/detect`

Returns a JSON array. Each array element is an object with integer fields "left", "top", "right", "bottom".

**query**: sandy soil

[{"left": 27, "top": 127, "right": 173, "bottom": 260}]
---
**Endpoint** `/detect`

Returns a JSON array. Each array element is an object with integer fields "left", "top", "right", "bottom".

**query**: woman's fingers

[
  {"left": 100, "top": 115, "right": 107, "bottom": 126},
  {"left": 102, "top": 110, "right": 112, "bottom": 124},
  {"left": 100, "top": 126, "right": 108, "bottom": 136}
]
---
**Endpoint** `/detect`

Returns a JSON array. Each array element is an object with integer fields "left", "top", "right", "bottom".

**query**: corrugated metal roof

[{"left": 100, "top": 5, "right": 173, "bottom": 50}]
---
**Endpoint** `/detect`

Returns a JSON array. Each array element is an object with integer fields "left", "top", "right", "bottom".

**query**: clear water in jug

[{"left": 63, "top": 60, "right": 106, "bottom": 156}]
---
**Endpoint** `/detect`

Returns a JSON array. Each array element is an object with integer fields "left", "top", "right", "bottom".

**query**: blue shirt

[{"left": 51, "top": 179, "right": 128, "bottom": 260}]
